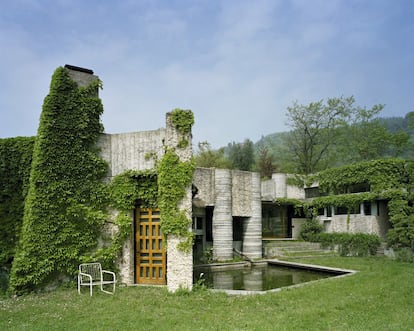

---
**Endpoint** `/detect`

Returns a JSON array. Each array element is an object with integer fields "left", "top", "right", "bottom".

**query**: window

[
  {"left": 305, "top": 187, "right": 320, "bottom": 198},
  {"left": 326, "top": 206, "right": 332, "bottom": 217},
  {"left": 262, "top": 204, "right": 288, "bottom": 238},
  {"left": 233, "top": 217, "right": 244, "bottom": 241},
  {"left": 335, "top": 204, "right": 360, "bottom": 215},
  {"left": 335, "top": 206, "right": 348, "bottom": 215},
  {"left": 349, "top": 183, "right": 370, "bottom": 193},
  {"left": 363, "top": 201, "right": 371, "bottom": 215}
]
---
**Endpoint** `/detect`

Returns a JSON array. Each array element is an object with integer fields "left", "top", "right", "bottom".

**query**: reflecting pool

[{"left": 194, "top": 261, "right": 353, "bottom": 293}]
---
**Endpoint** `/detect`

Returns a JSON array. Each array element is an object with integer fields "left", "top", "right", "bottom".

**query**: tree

[
  {"left": 194, "top": 141, "right": 230, "bottom": 168},
  {"left": 227, "top": 139, "right": 255, "bottom": 171},
  {"left": 255, "top": 146, "right": 277, "bottom": 178},
  {"left": 336, "top": 103, "right": 391, "bottom": 163},
  {"left": 284, "top": 97, "right": 353, "bottom": 174}
]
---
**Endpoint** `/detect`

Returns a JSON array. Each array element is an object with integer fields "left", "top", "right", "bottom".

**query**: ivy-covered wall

[
  {"left": 0, "top": 137, "right": 35, "bottom": 271},
  {"left": 307, "top": 159, "right": 414, "bottom": 249},
  {"left": 9, "top": 67, "right": 108, "bottom": 294}
]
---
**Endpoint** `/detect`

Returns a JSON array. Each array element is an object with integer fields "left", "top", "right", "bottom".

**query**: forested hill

[
  {"left": 195, "top": 115, "right": 414, "bottom": 177},
  {"left": 255, "top": 116, "right": 413, "bottom": 151}
]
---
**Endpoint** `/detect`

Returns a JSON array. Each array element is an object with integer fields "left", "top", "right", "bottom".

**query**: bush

[
  {"left": 395, "top": 248, "right": 414, "bottom": 262},
  {"left": 317, "top": 232, "right": 381, "bottom": 257},
  {"left": 300, "top": 219, "right": 323, "bottom": 241},
  {"left": 0, "top": 268, "right": 9, "bottom": 296}
]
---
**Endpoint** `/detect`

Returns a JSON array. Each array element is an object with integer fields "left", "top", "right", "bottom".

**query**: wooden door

[{"left": 135, "top": 208, "right": 166, "bottom": 285}]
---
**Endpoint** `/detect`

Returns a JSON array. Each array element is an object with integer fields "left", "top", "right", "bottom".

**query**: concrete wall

[
  {"left": 98, "top": 130, "right": 166, "bottom": 286},
  {"left": 193, "top": 168, "right": 262, "bottom": 260},
  {"left": 318, "top": 201, "right": 390, "bottom": 239},
  {"left": 232, "top": 170, "right": 253, "bottom": 217},
  {"left": 193, "top": 167, "right": 215, "bottom": 206},
  {"left": 261, "top": 173, "right": 305, "bottom": 201},
  {"left": 98, "top": 129, "right": 165, "bottom": 178},
  {"left": 99, "top": 112, "right": 193, "bottom": 291}
]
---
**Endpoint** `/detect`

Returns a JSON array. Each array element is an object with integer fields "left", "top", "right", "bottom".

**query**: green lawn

[{"left": 1, "top": 257, "right": 414, "bottom": 330}]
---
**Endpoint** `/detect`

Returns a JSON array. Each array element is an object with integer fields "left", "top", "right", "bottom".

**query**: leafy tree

[
  {"left": 336, "top": 103, "right": 391, "bottom": 163},
  {"left": 284, "top": 97, "right": 353, "bottom": 174},
  {"left": 406, "top": 111, "right": 414, "bottom": 129},
  {"left": 255, "top": 146, "right": 277, "bottom": 178},
  {"left": 227, "top": 139, "right": 255, "bottom": 171},
  {"left": 194, "top": 141, "right": 230, "bottom": 168},
  {"left": 389, "top": 131, "right": 411, "bottom": 158}
]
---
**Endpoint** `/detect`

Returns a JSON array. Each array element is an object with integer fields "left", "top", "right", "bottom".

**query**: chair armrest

[
  {"left": 79, "top": 272, "right": 93, "bottom": 283},
  {"left": 102, "top": 270, "right": 116, "bottom": 281}
]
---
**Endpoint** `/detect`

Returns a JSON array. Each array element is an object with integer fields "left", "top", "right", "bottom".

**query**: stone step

[
  {"left": 263, "top": 240, "right": 336, "bottom": 258},
  {"left": 264, "top": 241, "right": 321, "bottom": 246}
]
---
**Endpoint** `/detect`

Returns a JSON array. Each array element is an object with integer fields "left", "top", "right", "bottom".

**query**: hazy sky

[{"left": 1, "top": 0, "right": 413, "bottom": 148}]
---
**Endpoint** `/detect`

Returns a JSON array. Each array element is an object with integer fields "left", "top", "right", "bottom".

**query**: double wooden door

[{"left": 135, "top": 208, "right": 166, "bottom": 285}]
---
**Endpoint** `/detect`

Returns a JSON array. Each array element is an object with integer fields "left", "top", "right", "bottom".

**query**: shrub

[
  {"left": 317, "top": 232, "right": 381, "bottom": 257},
  {"left": 394, "top": 247, "right": 414, "bottom": 262},
  {"left": 300, "top": 218, "right": 323, "bottom": 241}
]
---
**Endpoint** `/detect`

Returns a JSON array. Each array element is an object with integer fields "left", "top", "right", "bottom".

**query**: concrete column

[
  {"left": 243, "top": 172, "right": 262, "bottom": 259},
  {"left": 273, "top": 173, "right": 287, "bottom": 198},
  {"left": 213, "top": 169, "right": 233, "bottom": 261},
  {"left": 164, "top": 112, "right": 193, "bottom": 291}
]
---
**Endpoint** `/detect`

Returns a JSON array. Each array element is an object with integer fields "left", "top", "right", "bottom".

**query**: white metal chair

[{"left": 78, "top": 263, "right": 116, "bottom": 296}]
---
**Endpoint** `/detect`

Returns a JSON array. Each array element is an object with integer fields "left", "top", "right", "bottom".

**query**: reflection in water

[{"left": 194, "top": 264, "right": 333, "bottom": 291}]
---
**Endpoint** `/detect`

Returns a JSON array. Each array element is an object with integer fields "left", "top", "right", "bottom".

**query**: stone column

[
  {"left": 273, "top": 173, "right": 287, "bottom": 198},
  {"left": 243, "top": 172, "right": 262, "bottom": 259},
  {"left": 213, "top": 169, "right": 233, "bottom": 261},
  {"left": 164, "top": 112, "right": 193, "bottom": 292}
]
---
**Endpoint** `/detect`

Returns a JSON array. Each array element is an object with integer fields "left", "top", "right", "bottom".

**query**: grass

[{"left": 1, "top": 256, "right": 414, "bottom": 330}]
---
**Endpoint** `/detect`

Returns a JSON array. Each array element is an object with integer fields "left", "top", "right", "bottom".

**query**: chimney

[{"left": 64, "top": 64, "right": 99, "bottom": 95}]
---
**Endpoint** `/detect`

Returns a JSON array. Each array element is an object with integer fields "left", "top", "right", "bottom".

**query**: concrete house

[{"left": 67, "top": 65, "right": 391, "bottom": 291}]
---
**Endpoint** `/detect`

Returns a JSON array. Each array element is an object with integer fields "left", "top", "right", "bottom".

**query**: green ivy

[
  {"left": 93, "top": 170, "right": 158, "bottom": 270},
  {"left": 170, "top": 108, "right": 194, "bottom": 135},
  {"left": 2, "top": 71, "right": 197, "bottom": 293},
  {"left": 170, "top": 108, "right": 194, "bottom": 148},
  {"left": 0, "top": 137, "right": 35, "bottom": 272},
  {"left": 158, "top": 148, "right": 195, "bottom": 252},
  {"left": 274, "top": 198, "right": 305, "bottom": 216},
  {"left": 307, "top": 159, "right": 414, "bottom": 249},
  {"left": 310, "top": 159, "right": 409, "bottom": 194},
  {"left": 109, "top": 169, "right": 158, "bottom": 210},
  {"left": 9, "top": 67, "right": 108, "bottom": 294}
]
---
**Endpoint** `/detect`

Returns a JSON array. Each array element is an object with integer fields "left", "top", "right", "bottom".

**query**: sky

[{"left": 0, "top": 0, "right": 413, "bottom": 148}]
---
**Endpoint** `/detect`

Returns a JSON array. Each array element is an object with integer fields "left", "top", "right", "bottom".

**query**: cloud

[{"left": 0, "top": 0, "right": 413, "bottom": 148}]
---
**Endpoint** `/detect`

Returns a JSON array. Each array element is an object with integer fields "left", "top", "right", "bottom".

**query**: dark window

[
  {"left": 195, "top": 217, "right": 203, "bottom": 230},
  {"left": 349, "top": 183, "right": 370, "bottom": 193},
  {"left": 363, "top": 201, "right": 371, "bottom": 215},
  {"left": 262, "top": 204, "right": 288, "bottom": 238},
  {"left": 233, "top": 217, "right": 244, "bottom": 241},
  {"left": 205, "top": 206, "right": 213, "bottom": 242},
  {"left": 305, "top": 187, "right": 320, "bottom": 198},
  {"left": 335, "top": 206, "right": 348, "bottom": 215},
  {"left": 318, "top": 208, "right": 325, "bottom": 216},
  {"left": 350, "top": 204, "right": 360, "bottom": 214},
  {"left": 326, "top": 206, "right": 332, "bottom": 217},
  {"left": 335, "top": 204, "right": 360, "bottom": 215}
]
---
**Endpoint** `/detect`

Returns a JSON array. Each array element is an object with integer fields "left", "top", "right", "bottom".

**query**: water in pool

[{"left": 194, "top": 264, "right": 334, "bottom": 291}]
